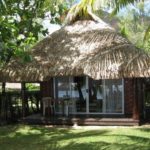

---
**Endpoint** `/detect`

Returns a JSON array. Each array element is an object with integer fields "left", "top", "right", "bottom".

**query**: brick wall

[
  {"left": 124, "top": 78, "right": 135, "bottom": 117},
  {"left": 40, "top": 78, "right": 54, "bottom": 98}
]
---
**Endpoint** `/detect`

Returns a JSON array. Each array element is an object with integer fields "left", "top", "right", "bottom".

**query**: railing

[{"left": 0, "top": 90, "right": 41, "bottom": 124}]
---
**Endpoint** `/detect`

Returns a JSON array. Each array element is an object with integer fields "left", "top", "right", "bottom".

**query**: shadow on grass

[
  {"left": 0, "top": 125, "right": 19, "bottom": 136},
  {"left": 51, "top": 141, "right": 150, "bottom": 150},
  {"left": 0, "top": 125, "right": 150, "bottom": 150},
  {"left": 0, "top": 125, "right": 109, "bottom": 150},
  {"left": 136, "top": 128, "right": 150, "bottom": 132}
]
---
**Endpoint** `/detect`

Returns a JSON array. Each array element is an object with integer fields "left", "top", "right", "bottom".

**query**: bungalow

[{"left": 0, "top": 10, "right": 150, "bottom": 125}]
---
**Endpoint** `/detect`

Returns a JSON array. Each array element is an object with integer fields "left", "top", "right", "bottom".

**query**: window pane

[
  {"left": 55, "top": 77, "right": 70, "bottom": 113},
  {"left": 105, "top": 79, "right": 123, "bottom": 113},
  {"left": 89, "top": 79, "right": 103, "bottom": 113},
  {"left": 55, "top": 76, "right": 86, "bottom": 114},
  {"left": 56, "top": 77, "right": 70, "bottom": 99},
  {"left": 71, "top": 77, "right": 86, "bottom": 113}
]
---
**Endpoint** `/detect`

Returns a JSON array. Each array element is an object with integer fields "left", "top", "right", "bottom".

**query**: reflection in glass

[
  {"left": 55, "top": 77, "right": 123, "bottom": 114},
  {"left": 55, "top": 76, "right": 86, "bottom": 114},
  {"left": 89, "top": 79, "right": 103, "bottom": 113},
  {"left": 55, "top": 77, "right": 70, "bottom": 113},
  {"left": 71, "top": 77, "right": 86, "bottom": 113},
  {"left": 89, "top": 79, "right": 123, "bottom": 113},
  {"left": 105, "top": 79, "right": 123, "bottom": 113}
]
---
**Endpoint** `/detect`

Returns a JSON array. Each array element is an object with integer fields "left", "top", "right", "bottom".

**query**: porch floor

[{"left": 22, "top": 114, "right": 140, "bottom": 126}]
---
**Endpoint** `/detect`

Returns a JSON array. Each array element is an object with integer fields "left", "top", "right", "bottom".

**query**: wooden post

[
  {"left": 133, "top": 78, "right": 140, "bottom": 120},
  {"left": 21, "top": 82, "right": 26, "bottom": 118},
  {"left": 40, "top": 82, "right": 43, "bottom": 114},
  {"left": 2, "top": 82, "right": 6, "bottom": 94},
  {"left": 1, "top": 82, "right": 6, "bottom": 122}
]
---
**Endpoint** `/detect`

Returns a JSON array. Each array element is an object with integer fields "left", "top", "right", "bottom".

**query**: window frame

[{"left": 53, "top": 76, "right": 124, "bottom": 115}]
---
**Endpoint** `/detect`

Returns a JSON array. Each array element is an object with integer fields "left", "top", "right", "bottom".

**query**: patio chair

[{"left": 42, "top": 97, "right": 55, "bottom": 116}]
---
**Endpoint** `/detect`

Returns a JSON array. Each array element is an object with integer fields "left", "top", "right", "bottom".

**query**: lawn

[{"left": 0, "top": 125, "right": 150, "bottom": 150}]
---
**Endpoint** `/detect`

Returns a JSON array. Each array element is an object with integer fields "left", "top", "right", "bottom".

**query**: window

[
  {"left": 104, "top": 79, "right": 123, "bottom": 113},
  {"left": 55, "top": 77, "right": 70, "bottom": 99},
  {"left": 89, "top": 79, "right": 103, "bottom": 113},
  {"left": 88, "top": 78, "right": 123, "bottom": 114},
  {"left": 54, "top": 77, "right": 124, "bottom": 114},
  {"left": 55, "top": 76, "right": 86, "bottom": 114}
]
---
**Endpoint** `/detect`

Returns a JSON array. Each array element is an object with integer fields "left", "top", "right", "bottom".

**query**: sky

[
  {"left": 42, "top": 20, "right": 60, "bottom": 34},
  {"left": 118, "top": 0, "right": 150, "bottom": 17}
]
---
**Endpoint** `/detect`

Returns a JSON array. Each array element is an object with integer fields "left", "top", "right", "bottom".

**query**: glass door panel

[
  {"left": 105, "top": 79, "right": 123, "bottom": 113},
  {"left": 55, "top": 76, "right": 86, "bottom": 114},
  {"left": 55, "top": 77, "right": 70, "bottom": 113},
  {"left": 71, "top": 77, "right": 86, "bottom": 113},
  {"left": 89, "top": 79, "right": 103, "bottom": 113},
  {"left": 55, "top": 77, "right": 123, "bottom": 115}
]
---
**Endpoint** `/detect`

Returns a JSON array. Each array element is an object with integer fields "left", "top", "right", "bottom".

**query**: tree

[
  {"left": 117, "top": 1, "right": 150, "bottom": 52},
  {"left": 0, "top": 0, "right": 71, "bottom": 65},
  {"left": 0, "top": 0, "right": 149, "bottom": 66},
  {"left": 65, "top": 0, "right": 150, "bottom": 41}
]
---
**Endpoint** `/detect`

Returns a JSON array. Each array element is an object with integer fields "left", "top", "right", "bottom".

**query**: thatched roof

[{"left": 0, "top": 20, "right": 150, "bottom": 82}]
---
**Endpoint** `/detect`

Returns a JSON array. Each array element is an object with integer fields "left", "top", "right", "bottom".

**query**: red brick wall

[
  {"left": 40, "top": 78, "right": 54, "bottom": 98},
  {"left": 124, "top": 78, "right": 135, "bottom": 117}
]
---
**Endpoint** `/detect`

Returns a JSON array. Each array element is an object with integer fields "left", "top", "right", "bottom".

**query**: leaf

[
  {"left": 120, "top": 26, "right": 127, "bottom": 38},
  {"left": 111, "top": 0, "right": 139, "bottom": 16},
  {"left": 1, "top": 0, "right": 7, "bottom": 9},
  {"left": 144, "top": 25, "right": 150, "bottom": 41}
]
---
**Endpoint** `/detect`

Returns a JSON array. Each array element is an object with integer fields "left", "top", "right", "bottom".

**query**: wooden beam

[
  {"left": 133, "top": 78, "right": 140, "bottom": 120},
  {"left": 21, "top": 82, "right": 26, "bottom": 118},
  {"left": 2, "top": 82, "right": 6, "bottom": 94},
  {"left": 1, "top": 82, "right": 6, "bottom": 123},
  {"left": 40, "top": 82, "right": 43, "bottom": 113}
]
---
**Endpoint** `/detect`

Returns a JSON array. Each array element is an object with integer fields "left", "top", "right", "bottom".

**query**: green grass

[{"left": 0, "top": 125, "right": 150, "bottom": 150}]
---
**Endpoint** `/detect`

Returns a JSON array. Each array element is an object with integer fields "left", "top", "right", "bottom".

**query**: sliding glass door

[
  {"left": 104, "top": 79, "right": 123, "bottom": 113},
  {"left": 89, "top": 78, "right": 124, "bottom": 114},
  {"left": 89, "top": 79, "right": 103, "bottom": 113},
  {"left": 55, "top": 76, "right": 86, "bottom": 114},
  {"left": 70, "top": 77, "right": 86, "bottom": 113},
  {"left": 54, "top": 77, "right": 124, "bottom": 115},
  {"left": 55, "top": 77, "right": 70, "bottom": 114}
]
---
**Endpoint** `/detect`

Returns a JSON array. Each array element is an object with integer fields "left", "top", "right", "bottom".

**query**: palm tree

[{"left": 65, "top": 0, "right": 150, "bottom": 40}]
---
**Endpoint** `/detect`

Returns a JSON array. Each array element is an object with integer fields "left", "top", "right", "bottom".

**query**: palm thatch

[{"left": 0, "top": 20, "right": 150, "bottom": 82}]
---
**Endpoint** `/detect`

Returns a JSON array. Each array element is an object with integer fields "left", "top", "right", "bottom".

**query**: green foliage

[
  {"left": 144, "top": 25, "right": 150, "bottom": 41},
  {"left": 0, "top": 0, "right": 69, "bottom": 65},
  {"left": 26, "top": 83, "right": 40, "bottom": 91},
  {"left": 0, "top": 0, "right": 46, "bottom": 63},
  {"left": 144, "top": 37, "right": 150, "bottom": 52},
  {"left": 117, "top": 1, "right": 150, "bottom": 52},
  {"left": 120, "top": 26, "right": 128, "bottom": 38},
  {"left": 48, "top": 0, "right": 69, "bottom": 24},
  {"left": 111, "top": 0, "right": 139, "bottom": 15},
  {"left": 0, "top": 0, "right": 149, "bottom": 66},
  {"left": 65, "top": 0, "right": 96, "bottom": 25}
]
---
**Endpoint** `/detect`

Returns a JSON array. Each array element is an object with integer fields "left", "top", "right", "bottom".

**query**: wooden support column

[
  {"left": 2, "top": 82, "right": 6, "bottom": 94},
  {"left": 133, "top": 78, "right": 140, "bottom": 120},
  {"left": 40, "top": 82, "right": 43, "bottom": 113},
  {"left": 21, "top": 82, "right": 26, "bottom": 118},
  {"left": 1, "top": 82, "right": 6, "bottom": 121}
]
